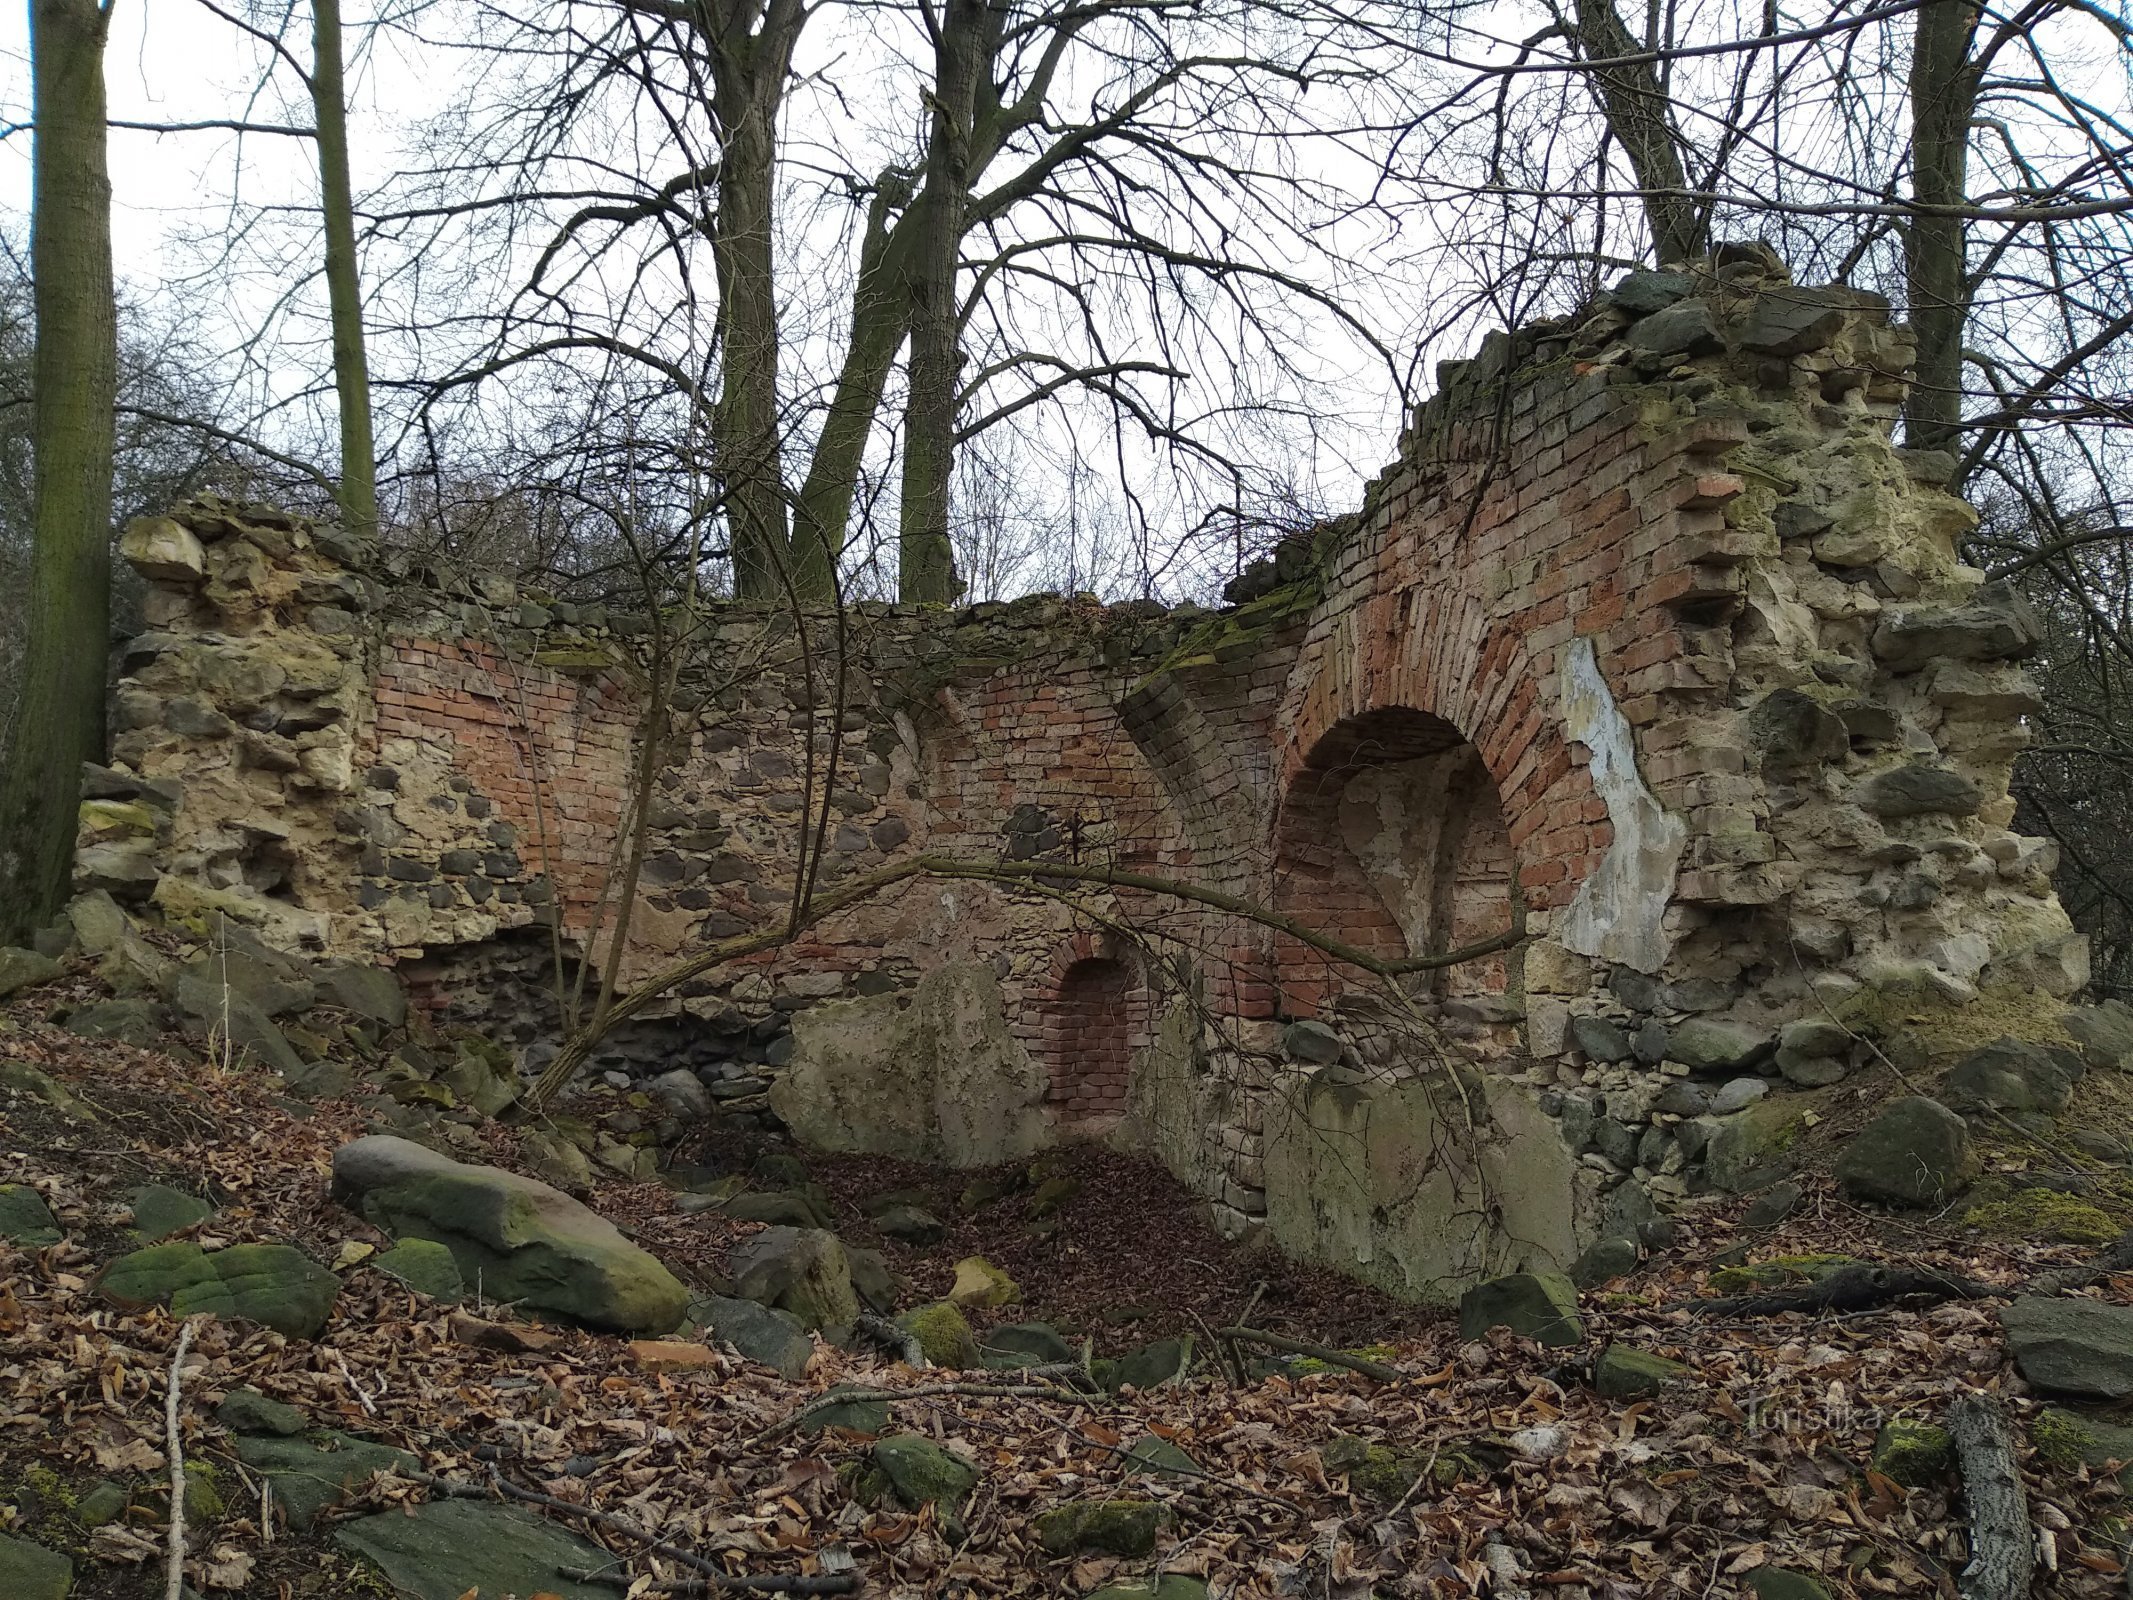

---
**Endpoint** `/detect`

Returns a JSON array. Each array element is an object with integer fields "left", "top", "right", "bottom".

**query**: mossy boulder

[
  {"left": 0, "top": 1061, "right": 94, "bottom": 1119},
  {"left": 687, "top": 1294, "right": 813, "bottom": 1381},
  {"left": 980, "top": 1322, "right": 1076, "bottom": 1369},
  {"left": 74, "top": 1481, "right": 128, "bottom": 1529},
  {"left": 1706, "top": 1098, "right": 1807, "bottom": 1194},
  {"left": 949, "top": 1255, "right": 1020, "bottom": 1308},
  {"left": 1029, "top": 1175, "right": 1081, "bottom": 1217},
  {"left": 897, "top": 1300, "right": 980, "bottom": 1368},
  {"left": 0, "top": 1530, "right": 71, "bottom": 1600},
  {"left": 331, "top": 1135, "right": 688, "bottom": 1334},
  {"left": 1836, "top": 1096, "right": 1976, "bottom": 1207},
  {"left": 860, "top": 1435, "right": 978, "bottom": 1510},
  {"left": 1033, "top": 1498, "right": 1169, "bottom": 1557},
  {"left": 235, "top": 1430, "right": 420, "bottom": 1525},
  {"left": 1593, "top": 1343, "right": 1688, "bottom": 1398},
  {"left": 1323, "top": 1433, "right": 1473, "bottom": 1498},
  {"left": 2001, "top": 1296, "right": 2133, "bottom": 1400},
  {"left": 129, "top": 1183, "right": 213, "bottom": 1241},
  {"left": 0, "top": 947, "right": 63, "bottom": 1000},
  {"left": 335, "top": 1498, "right": 616, "bottom": 1600},
  {"left": 1871, "top": 1419, "right": 1952, "bottom": 1487},
  {"left": 99, "top": 1241, "right": 338, "bottom": 1338},
  {"left": 0, "top": 1184, "right": 61, "bottom": 1246},
  {"left": 728, "top": 1227, "right": 859, "bottom": 1331},
  {"left": 2033, "top": 1406, "right": 2133, "bottom": 1479},
  {"left": 1123, "top": 1435, "right": 1200, "bottom": 1478},
  {"left": 1457, "top": 1271, "right": 1583, "bottom": 1347},
  {"left": 217, "top": 1388, "right": 306, "bottom": 1437},
  {"left": 372, "top": 1239, "right": 465, "bottom": 1302},
  {"left": 1963, "top": 1185, "right": 2122, "bottom": 1246},
  {"left": 1113, "top": 1336, "right": 1193, "bottom": 1391},
  {"left": 1746, "top": 1570, "right": 1833, "bottom": 1600}
]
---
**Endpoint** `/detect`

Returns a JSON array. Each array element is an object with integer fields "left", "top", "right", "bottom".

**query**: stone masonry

[{"left": 79, "top": 248, "right": 2084, "bottom": 1302}]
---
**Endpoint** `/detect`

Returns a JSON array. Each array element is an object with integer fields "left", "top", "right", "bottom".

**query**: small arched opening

[
  {"left": 1271, "top": 706, "right": 1518, "bottom": 1026},
  {"left": 1041, "top": 942, "right": 1148, "bottom": 1128}
]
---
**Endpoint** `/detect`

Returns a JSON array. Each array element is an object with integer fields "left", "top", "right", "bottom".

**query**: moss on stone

[
  {"left": 1962, "top": 1186, "right": 2124, "bottom": 1247},
  {"left": 1708, "top": 1254, "right": 1861, "bottom": 1294},
  {"left": 1033, "top": 1498, "right": 1169, "bottom": 1557},
  {"left": 895, "top": 1300, "right": 979, "bottom": 1368},
  {"left": 2031, "top": 1407, "right": 2091, "bottom": 1471},
  {"left": 1871, "top": 1419, "right": 1952, "bottom": 1487},
  {"left": 858, "top": 1435, "right": 978, "bottom": 1511}
]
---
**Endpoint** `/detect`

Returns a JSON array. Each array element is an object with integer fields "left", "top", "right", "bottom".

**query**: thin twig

[{"left": 164, "top": 1317, "right": 202, "bottom": 1600}]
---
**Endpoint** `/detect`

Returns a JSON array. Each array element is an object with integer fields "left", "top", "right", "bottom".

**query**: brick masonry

[{"left": 89, "top": 252, "right": 2084, "bottom": 1258}]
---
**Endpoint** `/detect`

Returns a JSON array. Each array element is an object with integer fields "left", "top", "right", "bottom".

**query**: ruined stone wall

[{"left": 82, "top": 249, "right": 2085, "bottom": 1303}]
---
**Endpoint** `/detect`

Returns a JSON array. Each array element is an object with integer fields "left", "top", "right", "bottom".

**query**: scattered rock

[
  {"left": 1283, "top": 1020, "right": 1342, "bottom": 1063},
  {"left": 1746, "top": 1570, "right": 1834, "bottom": 1600},
  {"left": 1034, "top": 1499, "right": 1169, "bottom": 1557},
  {"left": 62, "top": 997, "right": 164, "bottom": 1047},
  {"left": 2062, "top": 1000, "right": 2133, "bottom": 1072},
  {"left": 0, "top": 947, "right": 63, "bottom": 1000},
  {"left": 872, "top": 1202, "right": 947, "bottom": 1244},
  {"left": 1593, "top": 1343, "right": 1687, "bottom": 1399},
  {"left": 1113, "top": 1336, "right": 1193, "bottom": 1391},
  {"left": 724, "top": 1190, "right": 834, "bottom": 1229},
  {"left": 981, "top": 1322, "right": 1076, "bottom": 1369},
  {"left": 1122, "top": 1435, "right": 1201, "bottom": 1478},
  {"left": 216, "top": 1388, "right": 306, "bottom": 1437},
  {"left": 331, "top": 1134, "right": 689, "bottom": 1334},
  {"left": 0, "top": 1060, "right": 94, "bottom": 1119},
  {"left": 1941, "top": 1037, "right": 2084, "bottom": 1117},
  {"left": 1742, "top": 1180, "right": 1804, "bottom": 1230},
  {"left": 862, "top": 1435, "right": 978, "bottom": 1511},
  {"left": 371, "top": 1239, "right": 465, "bottom": 1303},
  {"left": 129, "top": 1183, "right": 214, "bottom": 1240},
  {"left": 1705, "top": 1098, "right": 1806, "bottom": 1194},
  {"left": 99, "top": 1241, "right": 338, "bottom": 1338},
  {"left": 1457, "top": 1272, "right": 1583, "bottom": 1348},
  {"left": 647, "top": 1067, "right": 712, "bottom": 1119},
  {"left": 0, "top": 1184, "right": 62, "bottom": 1246},
  {"left": 897, "top": 1300, "right": 980, "bottom": 1368},
  {"left": 1570, "top": 1236, "right": 1639, "bottom": 1288},
  {"left": 2001, "top": 1296, "right": 2133, "bottom": 1400},
  {"left": 0, "top": 1530, "right": 72, "bottom": 1600},
  {"left": 1871, "top": 1419, "right": 1952, "bottom": 1487},
  {"left": 688, "top": 1294, "right": 813, "bottom": 1380},
  {"left": 237, "top": 1429, "right": 419, "bottom": 1525},
  {"left": 1029, "top": 1174, "right": 1081, "bottom": 1217},
  {"left": 335, "top": 1498, "right": 615, "bottom": 1600},
  {"left": 948, "top": 1255, "right": 1020, "bottom": 1309},
  {"left": 2033, "top": 1405, "right": 2133, "bottom": 1479},
  {"left": 729, "top": 1227, "right": 859, "bottom": 1330},
  {"left": 1835, "top": 1096, "right": 1976, "bottom": 1207},
  {"left": 314, "top": 961, "right": 408, "bottom": 1029}
]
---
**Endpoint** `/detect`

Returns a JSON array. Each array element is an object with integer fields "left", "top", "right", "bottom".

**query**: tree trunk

[
  {"left": 313, "top": 0, "right": 378, "bottom": 538},
  {"left": 1569, "top": 0, "right": 1705, "bottom": 265},
  {"left": 790, "top": 171, "right": 915, "bottom": 599},
  {"left": 897, "top": 0, "right": 1001, "bottom": 603},
  {"left": 0, "top": 0, "right": 117, "bottom": 945},
  {"left": 708, "top": 0, "right": 803, "bottom": 600},
  {"left": 1904, "top": 0, "right": 1980, "bottom": 457}
]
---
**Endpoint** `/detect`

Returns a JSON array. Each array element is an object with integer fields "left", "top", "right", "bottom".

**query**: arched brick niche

[
  {"left": 1039, "top": 934, "right": 1151, "bottom": 1128},
  {"left": 1270, "top": 706, "right": 1518, "bottom": 1018}
]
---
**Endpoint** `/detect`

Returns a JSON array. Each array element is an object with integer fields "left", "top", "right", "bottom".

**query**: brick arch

[
  {"left": 1276, "top": 586, "right": 1601, "bottom": 921},
  {"left": 1035, "top": 932, "right": 1152, "bottom": 1128}
]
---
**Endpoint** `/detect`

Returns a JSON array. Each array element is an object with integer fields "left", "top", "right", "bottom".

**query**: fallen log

[
  {"left": 1216, "top": 1326, "right": 1400, "bottom": 1382},
  {"left": 1947, "top": 1393, "right": 2032, "bottom": 1600},
  {"left": 1686, "top": 1264, "right": 1991, "bottom": 1317}
]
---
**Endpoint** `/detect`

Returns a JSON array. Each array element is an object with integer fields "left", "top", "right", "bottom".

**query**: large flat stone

[
  {"left": 332, "top": 1135, "right": 688, "bottom": 1334},
  {"left": 99, "top": 1240, "right": 338, "bottom": 1337},
  {"left": 335, "top": 1498, "right": 616, "bottom": 1600},
  {"left": 2001, "top": 1296, "right": 2133, "bottom": 1400}
]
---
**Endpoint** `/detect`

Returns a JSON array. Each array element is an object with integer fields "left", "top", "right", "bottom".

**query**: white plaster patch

[{"left": 1553, "top": 637, "right": 1688, "bottom": 974}]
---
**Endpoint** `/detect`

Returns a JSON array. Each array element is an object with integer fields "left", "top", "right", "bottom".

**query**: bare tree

[{"left": 0, "top": 0, "right": 119, "bottom": 944}]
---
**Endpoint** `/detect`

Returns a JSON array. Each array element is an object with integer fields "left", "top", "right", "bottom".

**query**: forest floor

[{"left": 3, "top": 996, "right": 2132, "bottom": 1600}]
